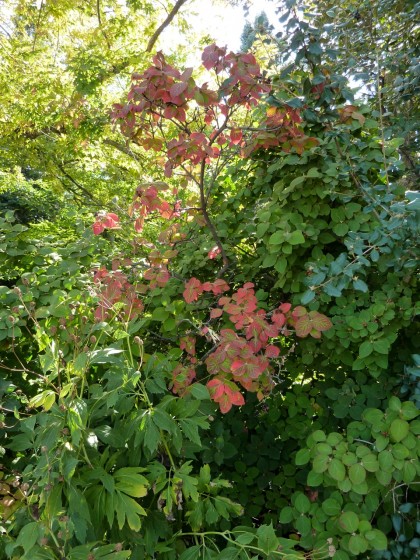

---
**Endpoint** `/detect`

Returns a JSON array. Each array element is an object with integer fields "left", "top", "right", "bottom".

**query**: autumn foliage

[{"left": 92, "top": 45, "right": 331, "bottom": 414}]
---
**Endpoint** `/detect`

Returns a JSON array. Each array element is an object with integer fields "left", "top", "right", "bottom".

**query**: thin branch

[
  {"left": 32, "top": 0, "right": 44, "bottom": 53},
  {"left": 96, "top": 0, "right": 111, "bottom": 49},
  {"left": 103, "top": 138, "right": 142, "bottom": 160},
  {"left": 198, "top": 159, "right": 230, "bottom": 271},
  {"left": 146, "top": 0, "right": 189, "bottom": 53},
  {"left": 55, "top": 163, "right": 101, "bottom": 204}
]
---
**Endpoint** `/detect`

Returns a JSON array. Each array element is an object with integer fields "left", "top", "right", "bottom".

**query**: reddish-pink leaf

[
  {"left": 265, "top": 345, "right": 280, "bottom": 358},
  {"left": 210, "top": 308, "right": 223, "bottom": 319},
  {"left": 93, "top": 222, "right": 104, "bottom": 235},
  {"left": 278, "top": 303, "right": 291, "bottom": 313},
  {"left": 211, "top": 279, "right": 229, "bottom": 294},
  {"left": 207, "top": 378, "right": 225, "bottom": 399},
  {"left": 271, "top": 310, "right": 286, "bottom": 328},
  {"left": 170, "top": 81, "right": 187, "bottom": 98},
  {"left": 183, "top": 277, "right": 203, "bottom": 304},
  {"left": 230, "top": 129, "right": 243, "bottom": 145},
  {"left": 208, "top": 246, "right": 221, "bottom": 259}
]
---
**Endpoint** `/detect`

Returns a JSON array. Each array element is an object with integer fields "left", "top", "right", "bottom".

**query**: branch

[
  {"left": 146, "top": 0, "right": 189, "bottom": 53},
  {"left": 96, "top": 0, "right": 111, "bottom": 49},
  {"left": 103, "top": 138, "right": 142, "bottom": 160},
  {"left": 198, "top": 160, "right": 230, "bottom": 272},
  {"left": 55, "top": 163, "right": 102, "bottom": 205}
]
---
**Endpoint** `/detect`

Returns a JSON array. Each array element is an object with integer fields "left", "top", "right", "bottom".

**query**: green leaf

[
  {"left": 288, "top": 176, "right": 306, "bottom": 189},
  {"left": 144, "top": 416, "right": 161, "bottom": 454},
  {"left": 235, "top": 531, "right": 255, "bottom": 545},
  {"left": 359, "top": 341, "right": 373, "bottom": 359},
  {"left": 349, "top": 463, "right": 366, "bottom": 485},
  {"left": 339, "top": 511, "right": 359, "bottom": 533},
  {"left": 307, "top": 470, "right": 323, "bottom": 486},
  {"left": 152, "top": 307, "right": 170, "bottom": 322},
  {"left": 16, "top": 522, "right": 39, "bottom": 553},
  {"left": 114, "top": 467, "right": 149, "bottom": 498},
  {"left": 288, "top": 230, "right": 305, "bottom": 245},
  {"left": 295, "top": 515, "right": 311, "bottom": 536},
  {"left": 295, "top": 448, "right": 311, "bottom": 465},
  {"left": 333, "top": 223, "right": 349, "bottom": 237},
  {"left": 322, "top": 498, "right": 341, "bottom": 516},
  {"left": 361, "top": 454, "right": 379, "bottom": 472},
  {"left": 312, "top": 430, "right": 326, "bottom": 442},
  {"left": 179, "top": 546, "right": 201, "bottom": 560},
  {"left": 389, "top": 418, "right": 410, "bottom": 442},
  {"left": 189, "top": 383, "right": 210, "bottom": 400},
  {"left": 364, "top": 529, "right": 387, "bottom": 549},
  {"left": 348, "top": 535, "right": 368, "bottom": 555},
  {"left": 257, "top": 523, "right": 279, "bottom": 554},
  {"left": 328, "top": 459, "right": 346, "bottom": 481},
  {"left": 279, "top": 506, "right": 294, "bottom": 523},
  {"left": 268, "top": 231, "right": 284, "bottom": 245},
  {"left": 115, "top": 490, "right": 146, "bottom": 531},
  {"left": 307, "top": 167, "right": 321, "bottom": 178},
  {"left": 179, "top": 418, "right": 201, "bottom": 446},
  {"left": 294, "top": 493, "right": 310, "bottom": 513},
  {"left": 218, "top": 548, "right": 241, "bottom": 560}
]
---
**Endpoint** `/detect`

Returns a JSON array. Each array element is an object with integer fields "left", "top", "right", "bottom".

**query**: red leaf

[
  {"left": 207, "top": 378, "right": 225, "bottom": 399},
  {"left": 265, "top": 345, "right": 280, "bottom": 358},
  {"left": 170, "top": 81, "right": 187, "bottom": 98},
  {"left": 210, "top": 308, "right": 223, "bottom": 319},
  {"left": 278, "top": 303, "right": 291, "bottom": 313},
  {"left": 183, "top": 277, "right": 203, "bottom": 304},
  {"left": 208, "top": 246, "right": 221, "bottom": 259},
  {"left": 272, "top": 310, "right": 286, "bottom": 328},
  {"left": 93, "top": 222, "right": 104, "bottom": 235},
  {"left": 211, "top": 279, "right": 229, "bottom": 294},
  {"left": 230, "top": 129, "right": 243, "bottom": 145}
]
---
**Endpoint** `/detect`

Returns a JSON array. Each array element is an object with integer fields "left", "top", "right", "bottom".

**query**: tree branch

[
  {"left": 55, "top": 163, "right": 101, "bottom": 205},
  {"left": 103, "top": 138, "right": 142, "bottom": 160},
  {"left": 146, "top": 0, "right": 189, "bottom": 53},
  {"left": 96, "top": 0, "right": 111, "bottom": 49},
  {"left": 198, "top": 160, "right": 230, "bottom": 272}
]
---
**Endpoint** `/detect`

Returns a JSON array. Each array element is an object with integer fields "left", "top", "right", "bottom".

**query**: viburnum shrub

[{"left": 99, "top": 45, "right": 330, "bottom": 413}]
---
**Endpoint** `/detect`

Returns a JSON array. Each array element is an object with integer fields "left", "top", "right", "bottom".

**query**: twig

[{"left": 146, "top": 0, "right": 189, "bottom": 53}]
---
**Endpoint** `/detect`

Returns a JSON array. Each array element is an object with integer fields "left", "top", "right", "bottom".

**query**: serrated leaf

[
  {"left": 189, "top": 383, "right": 210, "bottom": 400},
  {"left": 359, "top": 341, "right": 373, "bottom": 359},
  {"left": 257, "top": 523, "right": 279, "bottom": 554},
  {"left": 310, "top": 311, "right": 332, "bottom": 332},
  {"left": 295, "top": 314, "right": 312, "bottom": 337},
  {"left": 179, "top": 418, "right": 201, "bottom": 446}
]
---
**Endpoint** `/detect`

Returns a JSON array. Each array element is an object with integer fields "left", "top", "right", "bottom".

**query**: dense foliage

[{"left": 0, "top": 1, "right": 418, "bottom": 560}]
